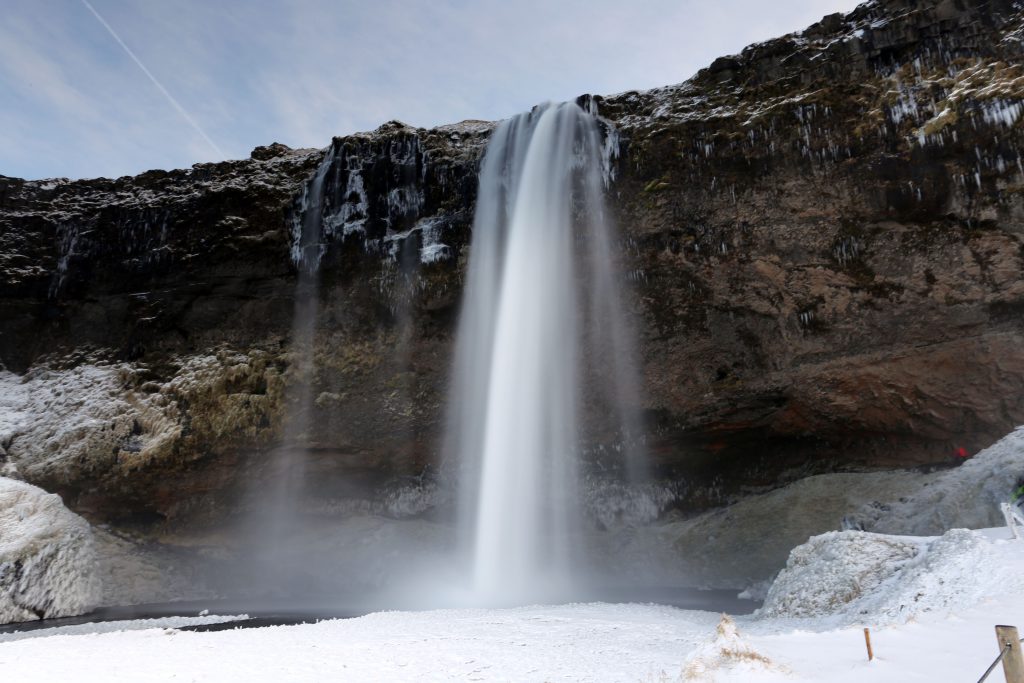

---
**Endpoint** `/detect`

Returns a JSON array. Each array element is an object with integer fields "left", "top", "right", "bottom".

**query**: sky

[{"left": 1, "top": 0, "right": 858, "bottom": 180}]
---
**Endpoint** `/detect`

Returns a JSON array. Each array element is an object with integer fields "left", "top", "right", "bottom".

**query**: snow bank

[
  {"left": 0, "top": 603, "right": 717, "bottom": 681},
  {"left": 0, "top": 477, "right": 101, "bottom": 624},
  {"left": 758, "top": 527, "right": 1020, "bottom": 625}
]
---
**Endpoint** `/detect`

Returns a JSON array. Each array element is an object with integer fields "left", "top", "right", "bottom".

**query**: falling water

[
  {"left": 450, "top": 101, "right": 645, "bottom": 605},
  {"left": 237, "top": 154, "right": 331, "bottom": 594}
]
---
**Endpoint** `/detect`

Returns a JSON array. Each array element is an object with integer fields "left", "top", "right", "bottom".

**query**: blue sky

[{"left": 1, "top": 0, "right": 857, "bottom": 180}]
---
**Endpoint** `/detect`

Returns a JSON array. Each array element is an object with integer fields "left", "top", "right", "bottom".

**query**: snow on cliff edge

[{"left": 0, "top": 477, "right": 100, "bottom": 624}]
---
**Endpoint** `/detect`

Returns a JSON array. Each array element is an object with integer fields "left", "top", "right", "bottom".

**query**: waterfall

[{"left": 449, "top": 101, "right": 645, "bottom": 605}]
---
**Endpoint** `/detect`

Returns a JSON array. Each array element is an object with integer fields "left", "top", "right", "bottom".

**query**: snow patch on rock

[
  {"left": 0, "top": 372, "right": 31, "bottom": 478},
  {"left": 0, "top": 353, "right": 283, "bottom": 503},
  {"left": 0, "top": 477, "right": 101, "bottom": 624}
]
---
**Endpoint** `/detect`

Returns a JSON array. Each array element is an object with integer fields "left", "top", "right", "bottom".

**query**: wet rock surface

[{"left": 1, "top": 0, "right": 1024, "bottom": 533}]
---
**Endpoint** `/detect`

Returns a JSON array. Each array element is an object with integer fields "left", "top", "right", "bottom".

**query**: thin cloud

[{"left": 79, "top": 0, "right": 225, "bottom": 159}]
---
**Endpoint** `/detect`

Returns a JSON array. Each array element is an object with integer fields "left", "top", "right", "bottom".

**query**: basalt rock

[{"left": 2, "top": 0, "right": 1024, "bottom": 528}]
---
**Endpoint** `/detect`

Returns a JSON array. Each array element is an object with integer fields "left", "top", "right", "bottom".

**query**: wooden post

[
  {"left": 863, "top": 627, "right": 873, "bottom": 662},
  {"left": 996, "top": 625, "right": 1024, "bottom": 683}
]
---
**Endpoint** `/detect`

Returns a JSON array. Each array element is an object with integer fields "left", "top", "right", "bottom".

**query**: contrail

[{"left": 80, "top": 0, "right": 226, "bottom": 159}]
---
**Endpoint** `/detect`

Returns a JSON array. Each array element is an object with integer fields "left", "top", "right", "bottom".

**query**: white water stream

[{"left": 450, "top": 102, "right": 644, "bottom": 604}]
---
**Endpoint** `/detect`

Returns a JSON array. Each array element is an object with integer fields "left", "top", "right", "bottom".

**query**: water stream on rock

[
  {"left": 238, "top": 155, "right": 331, "bottom": 594},
  {"left": 449, "top": 101, "right": 646, "bottom": 605}
]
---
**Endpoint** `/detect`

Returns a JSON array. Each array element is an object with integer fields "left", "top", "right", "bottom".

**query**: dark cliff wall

[{"left": 2, "top": 0, "right": 1024, "bottom": 525}]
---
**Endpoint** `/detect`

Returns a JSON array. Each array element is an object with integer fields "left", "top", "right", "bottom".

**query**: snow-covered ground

[{"left": 0, "top": 524, "right": 1020, "bottom": 682}]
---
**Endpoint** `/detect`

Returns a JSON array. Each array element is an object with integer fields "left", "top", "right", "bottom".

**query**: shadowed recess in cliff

[{"left": 445, "top": 100, "right": 648, "bottom": 606}]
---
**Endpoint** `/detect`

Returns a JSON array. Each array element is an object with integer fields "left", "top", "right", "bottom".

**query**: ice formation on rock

[{"left": 844, "top": 426, "right": 1024, "bottom": 535}]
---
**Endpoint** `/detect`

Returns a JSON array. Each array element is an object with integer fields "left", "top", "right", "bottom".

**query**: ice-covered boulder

[
  {"left": 0, "top": 477, "right": 101, "bottom": 624},
  {"left": 758, "top": 527, "right": 1018, "bottom": 625}
]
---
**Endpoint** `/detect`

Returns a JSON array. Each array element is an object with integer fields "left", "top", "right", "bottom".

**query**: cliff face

[
  {"left": 2, "top": 0, "right": 1024, "bottom": 527},
  {"left": 603, "top": 0, "right": 1024, "bottom": 495}
]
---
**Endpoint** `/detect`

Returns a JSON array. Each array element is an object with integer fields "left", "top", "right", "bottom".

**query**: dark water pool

[{"left": 0, "top": 587, "right": 760, "bottom": 636}]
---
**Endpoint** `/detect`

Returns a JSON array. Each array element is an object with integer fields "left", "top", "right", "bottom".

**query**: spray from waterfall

[{"left": 448, "top": 101, "right": 646, "bottom": 606}]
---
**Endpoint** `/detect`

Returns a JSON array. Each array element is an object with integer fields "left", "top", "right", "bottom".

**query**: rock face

[
  {"left": 2, "top": 0, "right": 1024, "bottom": 529},
  {"left": 604, "top": 0, "right": 1024, "bottom": 491},
  {"left": 0, "top": 477, "right": 100, "bottom": 624}
]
